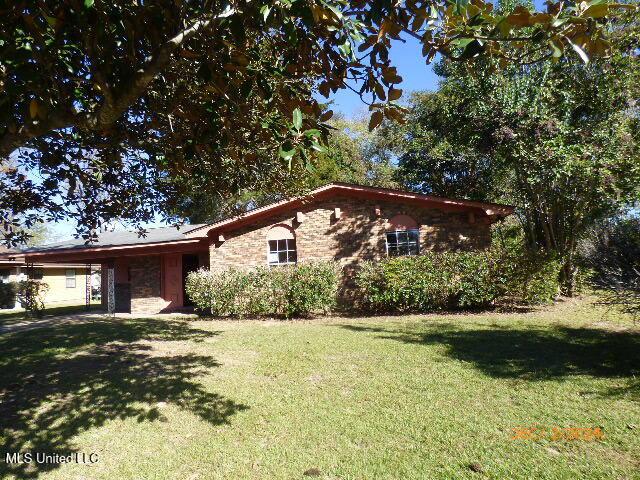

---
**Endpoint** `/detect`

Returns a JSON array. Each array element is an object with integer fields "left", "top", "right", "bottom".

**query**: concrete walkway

[
  {"left": 0, "top": 312, "right": 109, "bottom": 334},
  {"left": 0, "top": 311, "right": 198, "bottom": 335}
]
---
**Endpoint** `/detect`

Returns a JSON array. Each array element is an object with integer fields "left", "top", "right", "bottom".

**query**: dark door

[{"left": 182, "top": 254, "right": 200, "bottom": 307}]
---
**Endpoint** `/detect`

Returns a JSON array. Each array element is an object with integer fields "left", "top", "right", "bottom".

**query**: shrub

[
  {"left": 491, "top": 247, "right": 562, "bottom": 305},
  {"left": 355, "top": 252, "right": 498, "bottom": 312},
  {"left": 355, "top": 247, "right": 561, "bottom": 313},
  {"left": 0, "top": 281, "right": 17, "bottom": 309},
  {"left": 185, "top": 261, "right": 341, "bottom": 318},
  {"left": 16, "top": 279, "right": 49, "bottom": 317}
]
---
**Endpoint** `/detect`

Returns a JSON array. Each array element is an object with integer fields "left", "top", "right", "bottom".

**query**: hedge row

[
  {"left": 185, "top": 261, "right": 341, "bottom": 318},
  {"left": 185, "top": 248, "right": 561, "bottom": 318},
  {"left": 355, "top": 248, "right": 561, "bottom": 312}
]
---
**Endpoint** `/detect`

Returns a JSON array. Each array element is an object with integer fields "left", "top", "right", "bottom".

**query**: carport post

[
  {"left": 107, "top": 264, "right": 115, "bottom": 315},
  {"left": 85, "top": 263, "right": 91, "bottom": 311}
]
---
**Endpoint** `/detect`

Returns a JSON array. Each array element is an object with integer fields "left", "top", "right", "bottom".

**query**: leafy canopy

[
  {"left": 0, "top": 0, "right": 635, "bottom": 244},
  {"left": 390, "top": 6, "right": 640, "bottom": 293}
]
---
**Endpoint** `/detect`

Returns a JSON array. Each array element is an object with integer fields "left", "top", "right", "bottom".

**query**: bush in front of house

[
  {"left": 493, "top": 247, "right": 562, "bottom": 305},
  {"left": 16, "top": 279, "right": 49, "bottom": 317},
  {"left": 355, "top": 246, "right": 562, "bottom": 313},
  {"left": 0, "top": 281, "right": 17, "bottom": 309},
  {"left": 355, "top": 252, "right": 498, "bottom": 312},
  {"left": 185, "top": 261, "right": 341, "bottom": 318}
]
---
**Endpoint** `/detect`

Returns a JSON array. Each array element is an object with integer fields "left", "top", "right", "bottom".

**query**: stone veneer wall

[{"left": 209, "top": 195, "right": 491, "bottom": 272}]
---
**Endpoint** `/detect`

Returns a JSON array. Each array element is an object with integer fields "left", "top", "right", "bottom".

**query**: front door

[
  {"left": 182, "top": 254, "right": 200, "bottom": 307},
  {"left": 163, "top": 254, "right": 183, "bottom": 309}
]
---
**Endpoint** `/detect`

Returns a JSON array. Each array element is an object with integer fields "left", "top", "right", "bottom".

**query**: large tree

[
  {"left": 392, "top": 7, "right": 640, "bottom": 294},
  {"left": 181, "top": 114, "right": 399, "bottom": 222},
  {"left": 0, "top": 0, "right": 633, "bottom": 244}
]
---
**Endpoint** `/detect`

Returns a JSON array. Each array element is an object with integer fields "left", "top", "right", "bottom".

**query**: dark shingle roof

[{"left": 21, "top": 225, "right": 206, "bottom": 253}]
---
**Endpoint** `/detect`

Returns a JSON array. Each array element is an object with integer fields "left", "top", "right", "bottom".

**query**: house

[
  {"left": 0, "top": 246, "right": 98, "bottom": 310},
  {"left": 4, "top": 183, "right": 514, "bottom": 314}
]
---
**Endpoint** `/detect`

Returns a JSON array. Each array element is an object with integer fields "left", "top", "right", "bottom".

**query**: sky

[{"left": 328, "top": 36, "right": 440, "bottom": 119}]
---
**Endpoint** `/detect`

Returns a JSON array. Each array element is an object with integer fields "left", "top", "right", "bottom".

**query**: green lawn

[{"left": 1, "top": 298, "right": 638, "bottom": 479}]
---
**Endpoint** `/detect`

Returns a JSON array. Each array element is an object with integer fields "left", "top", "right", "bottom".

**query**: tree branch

[{"left": 0, "top": 7, "right": 235, "bottom": 158}]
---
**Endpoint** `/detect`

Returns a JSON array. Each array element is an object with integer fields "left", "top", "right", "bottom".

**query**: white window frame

[
  {"left": 267, "top": 238, "right": 298, "bottom": 266},
  {"left": 386, "top": 229, "right": 420, "bottom": 257},
  {"left": 65, "top": 269, "right": 76, "bottom": 288}
]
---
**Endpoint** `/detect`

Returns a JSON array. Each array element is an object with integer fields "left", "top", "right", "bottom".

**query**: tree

[
  {"left": 305, "top": 115, "right": 399, "bottom": 189},
  {"left": 393, "top": 8, "right": 640, "bottom": 294},
  {"left": 181, "top": 114, "right": 399, "bottom": 222},
  {"left": 0, "top": 0, "right": 631, "bottom": 245}
]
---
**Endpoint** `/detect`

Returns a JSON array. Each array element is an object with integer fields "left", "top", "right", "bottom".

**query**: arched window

[
  {"left": 267, "top": 224, "right": 297, "bottom": 266},
  {"left": 386, "top": 215, "right": 420, "bottom": 257}
]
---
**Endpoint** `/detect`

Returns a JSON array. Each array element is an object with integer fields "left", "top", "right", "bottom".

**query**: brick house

[{"left": 6, "top": 183, "right": 514, "bottom": 314}]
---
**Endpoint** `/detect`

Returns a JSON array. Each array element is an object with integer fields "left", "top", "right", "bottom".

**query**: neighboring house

[
  {"left": 3, "top": 183, "right": 514, "bottom": 314},
  {"left": 0, "top": 246, "right": 96, "bottom": 310}
]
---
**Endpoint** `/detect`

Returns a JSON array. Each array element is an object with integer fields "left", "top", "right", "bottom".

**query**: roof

[
  {"left": 19, "top": 224, "right": 207, "bottom": 254},
  {"left": 186, "top": 182, "right": 515, "bottom": 237},
  {"left": 4, "top": 183, "right": 515, "bottom": 260}
]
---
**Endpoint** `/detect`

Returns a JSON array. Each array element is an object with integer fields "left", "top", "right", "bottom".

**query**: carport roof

[{"left": 20, "top": 225, "right": 207, "bottom": 254}]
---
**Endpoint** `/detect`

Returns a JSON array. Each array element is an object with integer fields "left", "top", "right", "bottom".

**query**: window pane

[
  {"left": 397, "top": 231, "right": 408, "bottom": 243},
  {"left": 288, "top": 251, "right": 297, "bottom": 263},
  {"left": 268, "top": 240, "right": 278, "bottom": 253},
  {"left": 398, "top": 244, "right": 409, "bottom": 255},
  {"left": 288, "top": 239, "right": 297, "bottom": 251},
  {"left": 386, "top": 233, "right": 397, "bottom": 247},
  {"left": 268, "top": 252, "right": 279, "bottom": 264},
  {"left": 29, "top": 268, "right": 43, "bottom": 280},
  {"left": 279, "top": 252, "right": 288, "bottom": 264},
  {"left": 408, "top": 229, "right": 420, "bottom": 242},
  {"left": 277, "top": 239, "right": 287, "bottom": 251}
]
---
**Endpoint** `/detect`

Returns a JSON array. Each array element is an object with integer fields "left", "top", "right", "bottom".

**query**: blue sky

[{"left": 328, "top": 36, "right": 440, "bottom": 119}]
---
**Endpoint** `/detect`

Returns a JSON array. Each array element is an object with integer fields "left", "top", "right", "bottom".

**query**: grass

[{"left": 0, "top": 297, "right": 638, "bottom": 479}]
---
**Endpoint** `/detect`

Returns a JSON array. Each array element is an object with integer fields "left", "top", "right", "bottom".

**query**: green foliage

[
  {"left": 390, "top": 14, "right": 640, "bottom": 295},
  {"left": 0, "top": 281, "right": 17, "bottom": 309},
  {"left": 1, "top": 0, "right": 632, "bottom": 245},
  {"left": 185, "top": 262, "right": 341, "bottom": 318},
  {"left": 355, "top": 245, "right": 561, "bottom": 313},
  {"left": 355, "top": 252, "right": 496, "bottom": 312},
  {"left": 16, "top": 280, "right": 49, "bottom": 317},
  {"left": 493, "top": 244, "right": 562, "bottom": 305}
]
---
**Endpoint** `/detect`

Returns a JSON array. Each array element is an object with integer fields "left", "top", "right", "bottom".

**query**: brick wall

[
  {"left": 209, "top": 196, "right": 491, "bottom": 271},
  {"left": 129, "top": 256, "right": 170, "bottom": 314}
]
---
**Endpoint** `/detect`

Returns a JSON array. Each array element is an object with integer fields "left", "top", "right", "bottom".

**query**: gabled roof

[
  {"left": 2, "top": 183, "right": 514, "bottom": 262},
  {"left": 186, "top": 182, "right": 515, "bottom": 237}
]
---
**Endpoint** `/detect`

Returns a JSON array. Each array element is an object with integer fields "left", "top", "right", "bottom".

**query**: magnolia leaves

[
  {"left": 349, "top": 0, "right": 633, "bottom": 131},
  {"left": 280, "top": 108, "right": 328, "bottom": 170}
]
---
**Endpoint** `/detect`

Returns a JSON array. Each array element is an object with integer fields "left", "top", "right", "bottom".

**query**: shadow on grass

[
  {"left": 0, "top": 318, "right": 248, "bottom": 479},
  {"left": 340, "top": 323, "right": 640, "bottom": 389}
]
